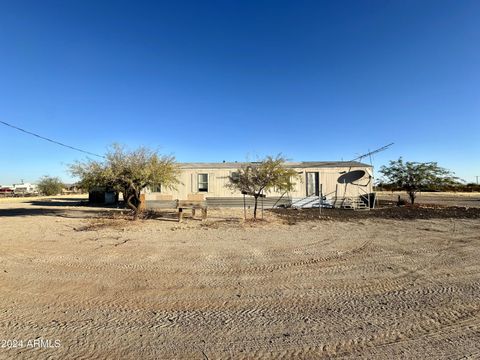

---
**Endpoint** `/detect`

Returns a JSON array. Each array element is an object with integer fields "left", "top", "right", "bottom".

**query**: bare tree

[
  {"left": 70, "top": 144, "right": 180, "bottom": 217},
  {"left": 226, "top": 155, "right": 299, "bottom": 219}
]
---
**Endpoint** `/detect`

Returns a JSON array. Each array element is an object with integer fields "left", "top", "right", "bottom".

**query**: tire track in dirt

[{"left": 2, "top": 209, "right": 480, "bottom": 359}]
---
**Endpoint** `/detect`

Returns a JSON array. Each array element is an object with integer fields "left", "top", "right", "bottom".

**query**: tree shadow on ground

[
  {"left": 27, "top": 200, "right": 87, "bottom": 207},
  {"left": 0, "top": 206, "right": 121, "bottom": 219},
  {"left": 141, "top": 210, "right": 181, "bottom": 222}
]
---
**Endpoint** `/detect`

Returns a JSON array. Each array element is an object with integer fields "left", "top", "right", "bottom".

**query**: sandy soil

[{"left": 0, "top": 198, "right": 479, "bottom": 359}]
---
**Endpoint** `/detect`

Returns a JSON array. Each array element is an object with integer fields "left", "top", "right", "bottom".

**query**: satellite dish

[{"left": 337, "top": 170, "right": 366, "bottom": 184}]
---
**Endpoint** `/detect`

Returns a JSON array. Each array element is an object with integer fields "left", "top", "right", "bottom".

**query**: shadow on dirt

[
  {"left": 140, "top": 210, "right": 180, "bottom": 222},
  {"left": 26, "top": 199, "right": 87, "bottom": 207},
  {"left": 0, "top": 197, "right": 124, "bottom": 218},
  {"left": 0, "top": 207, "right": 123, "bottom": 218}
]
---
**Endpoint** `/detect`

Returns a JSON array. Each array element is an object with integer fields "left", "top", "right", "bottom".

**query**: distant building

[
  {"left": 62, "top": 183, "right": 83, "bottom": 195},
  {"left": 0, "top": 185, "right": 14, "bottom": 196},
  {"left": 13, "top": 183, "right": 38, "bottom": 196}
]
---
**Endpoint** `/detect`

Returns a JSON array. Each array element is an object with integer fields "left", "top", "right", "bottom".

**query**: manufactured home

[{"left": 144, "top": 161, "right": 374, "bottom": 209}]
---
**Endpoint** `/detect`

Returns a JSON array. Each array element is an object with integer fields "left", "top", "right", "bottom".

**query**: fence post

[
  {"left": 319, "top": 184, "right": 322, "bottom": 218},
  {"left": 139, "top": 193, "right": 146, "bottom": 212}
]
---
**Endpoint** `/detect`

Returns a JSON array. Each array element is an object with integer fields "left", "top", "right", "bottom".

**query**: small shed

[{"left": 88, "top": 187, "right": 118, "bottom": 205}]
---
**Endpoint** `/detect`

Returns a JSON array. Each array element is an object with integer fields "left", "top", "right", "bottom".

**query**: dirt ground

[
  {"left": 0, "top": 196, "right": 479, "bottom": 359},
  {"left": 377, "top": 191, "right": 480, "bottom": 208}
]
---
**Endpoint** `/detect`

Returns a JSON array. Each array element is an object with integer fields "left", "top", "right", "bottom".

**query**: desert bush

[
  {"left": 226, "top": 155, "right": 299, "bottom": 220},
  {"left": 70, "top": 144, "right": 180, "bottom": 217},
  {"left": 37, "top": 176, "right": 64, "bottom": 196}
]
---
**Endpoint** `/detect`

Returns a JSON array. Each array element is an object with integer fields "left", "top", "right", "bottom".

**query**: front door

[{"left": 306, "top": 172, "right": 319, "bottom": 196}]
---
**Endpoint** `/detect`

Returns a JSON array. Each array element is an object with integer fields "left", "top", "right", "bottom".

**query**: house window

[
  {"left": 198, "top": 173, "right": 208, "bottom": 192},
  {"left": 150, "top": 183, "right": 161, "bottom": 193}
]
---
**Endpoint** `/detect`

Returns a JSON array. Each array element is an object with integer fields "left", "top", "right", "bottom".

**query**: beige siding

[{"left": 145, "top": 165, "right": 373, "bottom": 201}]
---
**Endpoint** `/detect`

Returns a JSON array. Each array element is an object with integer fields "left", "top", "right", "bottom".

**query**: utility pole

[{"left": 476, "top": 176, "right": 479, "bottom": 185}]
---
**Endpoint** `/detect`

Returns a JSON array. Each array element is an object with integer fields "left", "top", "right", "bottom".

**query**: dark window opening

[
  {"left": 150, "top": 183, "right": 161, "bottom": 193},
  {"left": 198, "top": 173, "right": 208, "bottom": 192}
]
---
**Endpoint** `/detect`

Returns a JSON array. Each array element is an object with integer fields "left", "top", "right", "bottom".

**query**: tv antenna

[
  {"left": 350, "top": 142, "right": 394, "bottom": 163},
  {"left": 342, "top": 142, "right": 394, "bottom": 210}
]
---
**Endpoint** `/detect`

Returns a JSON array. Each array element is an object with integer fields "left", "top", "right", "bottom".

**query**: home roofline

[{"left": 178, "top": 161, "right": 372, "bottom": 169}]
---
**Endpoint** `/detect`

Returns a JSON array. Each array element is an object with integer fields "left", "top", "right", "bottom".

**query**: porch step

[
  {"left": 291, "top": 196, "right": 369, "bottom": 210},
  {"left": 291, "top": 195, "right": 320, "bottom": 208},
  {"left": 333, "top": 196, "right": 369, "bottom": 210}
]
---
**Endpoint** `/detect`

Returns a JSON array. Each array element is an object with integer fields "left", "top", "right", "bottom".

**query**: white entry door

[{"left": 306, "top": 172, "right": 319, "bottom": 196}]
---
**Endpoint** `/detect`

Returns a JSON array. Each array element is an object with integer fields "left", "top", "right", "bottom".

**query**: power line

[{"left": 0, "top": 120, "right": 105, "bottom": 158}]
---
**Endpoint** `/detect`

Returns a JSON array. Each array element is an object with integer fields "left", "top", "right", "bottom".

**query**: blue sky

[{"left": 0, "top": 0, "right": 479, "bottom": 185}]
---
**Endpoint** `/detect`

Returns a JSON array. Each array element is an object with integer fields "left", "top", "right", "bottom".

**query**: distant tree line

[{"left": 375, "top": 182, "right": 480, "bottom": 193}]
